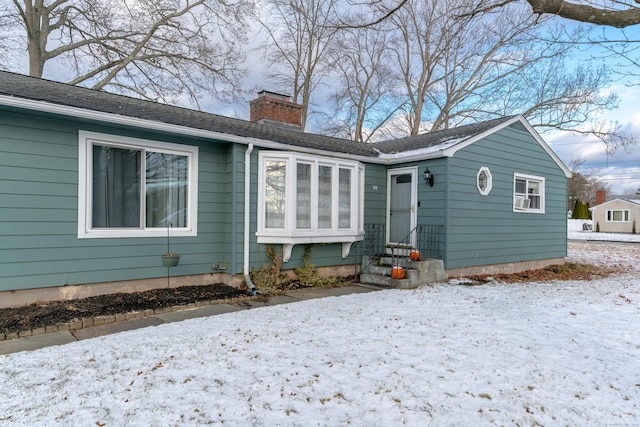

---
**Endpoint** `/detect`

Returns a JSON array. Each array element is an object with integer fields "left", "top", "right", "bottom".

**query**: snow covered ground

[
  {"left": 1, "top": 241, "right": 639, "bottom": 426},
  {"left": 568, "top": 218, "right": 640, "bottom": 243},
  {"left": 569, "top": 230, "right": 640, "bottom": 243}
]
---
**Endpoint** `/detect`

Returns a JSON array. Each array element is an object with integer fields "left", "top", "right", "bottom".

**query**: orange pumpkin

[
  {"left": 409, "top": 250, "right": 421, "bottom": 261},
  {"left": 391, "top": 266, "right": 405, "bottom": 279}
]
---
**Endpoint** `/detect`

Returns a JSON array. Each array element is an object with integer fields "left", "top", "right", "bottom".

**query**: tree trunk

[{"left": 23, "top": 0, "right": 47, "bottom": 77}]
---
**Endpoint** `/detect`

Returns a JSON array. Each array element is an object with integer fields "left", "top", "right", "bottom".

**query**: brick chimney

[
  {"left": 249, "top": 91, "right": 302, "bottom": 131},
  {"left": 595, "top": 189, "right": 606, "bottom": 205}
]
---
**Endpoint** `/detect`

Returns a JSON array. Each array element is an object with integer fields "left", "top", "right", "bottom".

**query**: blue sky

[{"left": 543, "top": 23, "right": 640, "bottom": 196}]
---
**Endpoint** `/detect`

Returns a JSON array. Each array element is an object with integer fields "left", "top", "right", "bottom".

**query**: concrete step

[
  {"left": 359, "top": 273, "right": 421, "bottom": 289},
  {"left": 360, "top": 256, "right": 446, "bottom": 289},
  {"left": 359, "top": 273, "right": 393, "bottom": 287},
  {"left": 363, "top": 264, "right": 397, "bottom": 276}
]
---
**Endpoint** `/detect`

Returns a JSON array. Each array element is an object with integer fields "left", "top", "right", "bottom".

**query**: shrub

[
  {"left": 633, "top": 220, "right": 636, "bottom": 234},
  {"left": 250, "top": 246, "right": 293, "bottom": 295},
  {"left": 294, "top": 245, "right": 342, "bottom": 288},
  {"left": 595, "top": 221, "right": 600, "bottom": 232}
]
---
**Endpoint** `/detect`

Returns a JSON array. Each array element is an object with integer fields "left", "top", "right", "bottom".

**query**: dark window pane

[{"left": 92, "top": 145, "right": 141, "bottom": 228}]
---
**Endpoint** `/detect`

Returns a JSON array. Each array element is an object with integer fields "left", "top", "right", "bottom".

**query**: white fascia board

[
  {"left": 377, "top": 149, "right": 451, "bottom": 164},
  {"left": 0, "top": 94, "right": 378, "bottom": 163},
  {"left": 436, "top": 116, "right": 523, "bottom": 158},
  {"left": 514, "top": 116, "right": 573, "bottom": 178},
  {"left": 593, "top": 199, "right": 639, "bottom": 209},
  {"left": 432, "top": 115, "right": 572, "bottom": 179}
]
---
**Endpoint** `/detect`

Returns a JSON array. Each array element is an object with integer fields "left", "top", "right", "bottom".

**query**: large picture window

[
  {"left": 78, "top": 131, "right": 198, "bottom": 238},
  {"left": 513, "top": 173, "right": 545, "bottom": 213},
  {"left": 257, "top": 152, "right": 365, "bottom": 259}
]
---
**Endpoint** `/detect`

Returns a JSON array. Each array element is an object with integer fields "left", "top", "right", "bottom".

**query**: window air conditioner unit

[{"left": 515, "top": 196, "right": 530, "bottom": 210}]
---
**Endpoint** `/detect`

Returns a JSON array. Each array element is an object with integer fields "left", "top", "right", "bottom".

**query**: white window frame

[
  {"left": 513, "top": 173, "right": 545, "bottom": 213},
  {"left": 476, "top": 167, "right": 492, "bottom": 195},
  {"left": 78, "top": 131, "right": 198, "bottom": 238},
  {"left": 606, "top": 209, "right": 630, "bottom": 222},
  {"left": 257, "top": 151, "right": 365, "bottom": 260}
]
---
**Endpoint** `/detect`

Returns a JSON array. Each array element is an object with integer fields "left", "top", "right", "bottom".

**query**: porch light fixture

[{"left": 423, "top": 167, "right": 434, "bottom": 187}]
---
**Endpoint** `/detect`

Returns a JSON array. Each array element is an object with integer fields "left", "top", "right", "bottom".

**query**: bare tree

[
  {"left": 362, "top": 0, "right": 616, "bottom": 138},
  {"left": 470, "top": 0, "right": 640, "bottom": 28},
  {"left": 339, "top": 0, "right": 640, "bottom": 28},
  {"left": 324, "top": 20, "right": 401, "bottom": 142},
  {"left": 0, "top": 0, "right": 253, "bottom": 106},
  {"left": 567, "top": 157, "right": 610, "bottom": 207},
  {"left": 384, "top": 0, "right": 454, "bottom": 135},
  {"left": 254, "top": 0, "right": 339, "bottom": 131}
]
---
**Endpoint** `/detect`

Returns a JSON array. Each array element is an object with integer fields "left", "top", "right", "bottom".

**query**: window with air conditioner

[{"left": 513, "top": 173, "right": 545, "bottom": 213}]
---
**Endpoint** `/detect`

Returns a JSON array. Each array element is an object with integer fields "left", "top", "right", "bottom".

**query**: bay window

[
  {"left": 78, "top": 131, "right": 198, "bottom": 238},
  {"left": 257, "top": 152, "right": 365, "bottom": 261}
]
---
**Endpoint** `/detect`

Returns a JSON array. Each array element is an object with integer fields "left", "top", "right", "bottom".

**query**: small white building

[{"left": 591, "top": 198, "right": 640, "bottom": 233}]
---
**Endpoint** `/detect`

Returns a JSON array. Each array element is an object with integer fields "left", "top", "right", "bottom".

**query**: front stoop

[{"left": 359, "top": 255, "right": 445, "bottom": 289}]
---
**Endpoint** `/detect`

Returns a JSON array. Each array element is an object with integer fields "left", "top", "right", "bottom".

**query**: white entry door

[{"left": 387, "top": 167, "right": 417, "bottom": 247}]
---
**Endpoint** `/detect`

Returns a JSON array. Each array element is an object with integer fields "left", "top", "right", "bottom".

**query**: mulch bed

[
  {"left": 452, "top": 262, "right": 622, "bottom": 285},
  {"left": 0, "top": 284, "right": 248, "bottom": 337}
]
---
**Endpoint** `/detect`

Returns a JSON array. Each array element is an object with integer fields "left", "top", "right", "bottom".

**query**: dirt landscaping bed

[{"left": 0, "top": 284, "right": 249, "bottom": 339}]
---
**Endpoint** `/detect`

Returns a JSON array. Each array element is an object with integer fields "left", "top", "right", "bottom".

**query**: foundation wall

[
  {"left": 0, "top": 265, "right": 360, "bottom": 309},
  {"left": 446, "top": 258, "right": 565, "bottom": 278}
]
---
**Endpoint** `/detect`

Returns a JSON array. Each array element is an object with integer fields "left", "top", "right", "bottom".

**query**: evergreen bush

[{"left": 571, "top": 199, "right": 590, "bottom": 220}]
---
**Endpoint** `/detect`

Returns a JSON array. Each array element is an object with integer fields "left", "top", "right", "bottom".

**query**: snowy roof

[{"left": 372, "top": 116, "right": 515, "bottom": 155}]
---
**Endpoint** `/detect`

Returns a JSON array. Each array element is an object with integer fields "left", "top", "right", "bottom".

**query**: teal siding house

[{"left": 0, "top": 71, "right": 571, "bottom": 305}]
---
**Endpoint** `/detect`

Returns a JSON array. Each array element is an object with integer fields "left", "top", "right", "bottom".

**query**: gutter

[
  {"left": 0, "top": 95, "right": 378, "bottom": 164},
  {"left": 243, "top": 144, "right": 258, "bottom": 295}
]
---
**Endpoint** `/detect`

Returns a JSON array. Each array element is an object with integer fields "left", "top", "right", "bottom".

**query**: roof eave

[
  {"left": 0, "top": 94, "right": 378, "bottom": 163},
  {"left": 377, "top": 149, "right": 451, "bottom": 164}
]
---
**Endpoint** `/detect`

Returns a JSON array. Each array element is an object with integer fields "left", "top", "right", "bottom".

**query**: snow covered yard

[{"left": 1, "top": 243, "right": 639, "bottom": 426}]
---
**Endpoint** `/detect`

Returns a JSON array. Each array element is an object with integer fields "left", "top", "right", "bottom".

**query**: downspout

[{"left": 244, "top": 144, "right": 258, "bottom": 295}]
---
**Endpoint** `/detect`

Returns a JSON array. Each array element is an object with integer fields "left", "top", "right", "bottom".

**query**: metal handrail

[
  {"left": 388, "top": 225, "right": 419, "bottom": 271},
  {"left": 358, "top": 223, "right": 443, "bottom": 278},
  {"left": 357, "top": 223, "right": 386, "bottom": 277},
  {"left": 389, "top": 224, "right": 444, "bottom": 272}
]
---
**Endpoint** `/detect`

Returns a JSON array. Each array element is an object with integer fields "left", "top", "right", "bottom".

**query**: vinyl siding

[
  {"left": 363, "top": 163, "right": 387, "bottom": 225},
  {"left": 444, "top": 123, "right": 567, "bottom": 269},
  {"left": 0, "top": 108, "right": 239, "bottom": 292},
  {"left": 416, "top": 158, "right": 447, "bottom": 227}
]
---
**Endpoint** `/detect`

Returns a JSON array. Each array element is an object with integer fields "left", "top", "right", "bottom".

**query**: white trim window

[
  {"left": 513, "top": 173, "right": 545, "bottom": 213},
  {"left": 606, "top": 209, "right": 630, "bottom": 222},
  {"left": 78, "top": 131, "right": 198, "bottom": 238},
  {"left": 257, "top": 151, "right": 365, "bottom": 258},
  {"left": 476, "top": 167, "right": 492, "bottom": 195}
]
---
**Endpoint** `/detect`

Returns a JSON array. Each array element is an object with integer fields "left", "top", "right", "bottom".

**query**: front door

[{"left": 387, "top": 167, "right": 417, "bottom": 247}]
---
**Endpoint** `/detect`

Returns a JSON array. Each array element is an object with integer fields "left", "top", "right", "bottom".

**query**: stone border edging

[{"left": 1, "top": 294, "right": 258, "bottom": 342}]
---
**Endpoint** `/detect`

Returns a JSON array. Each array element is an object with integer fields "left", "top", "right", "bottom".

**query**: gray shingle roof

[
  {"left": 372, "top": 116, "right": 516, "bottom": 154},
  {"left": 0, "top": 71, "right": 378, "bottom": 157},
  {"left": 0, "top": 70, "right": 515, "bottom": 159}
]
